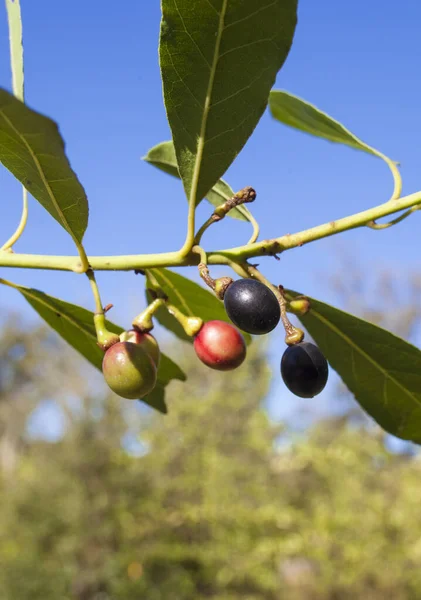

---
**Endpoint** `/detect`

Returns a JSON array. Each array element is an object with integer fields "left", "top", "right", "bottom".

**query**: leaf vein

[
  {"left": 204, "top": 111, "right": 256, "bottom": 145},
  {"left": 311, "top": 309, "right": 421, "bottom": 411},
  {"left": 173, "top": 0, "right": 212, "bottom": 68},
  {"left": 224, "top": 1, "right": 277, "bottom": 30},
  {"left": 219, "top": 37, "right": 278, "bottom": 60},
  {"left": 210, "top": 65, "right": 272, "bottom": 109}
]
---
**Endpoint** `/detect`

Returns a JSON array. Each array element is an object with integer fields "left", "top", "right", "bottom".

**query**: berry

[
  {"left": 102, "top": 341, "right": 157, "bottom": 399},
  {"left": 281, "top": 342, "right": 328, "bottom": 398},
  {"left": 121, "top": 329, "right": 160, "bottom": 367},
  {"left": 224, "top": 279, "right": 280, "bottom": 335},
  {"left": 194, "top": 320, "right": 246, "bottom": 371}
]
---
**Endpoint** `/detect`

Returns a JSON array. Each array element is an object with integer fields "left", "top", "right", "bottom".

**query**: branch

[
  {"left": 218, "top": 189, "right": 421, "bottom": 262},
  {"left": 0, "top": 189, "right": 419, "bottom": 272}
]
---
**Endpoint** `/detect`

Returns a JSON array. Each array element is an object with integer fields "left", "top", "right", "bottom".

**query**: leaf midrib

[
  {"left": 270, "top": 91, "right": 392, "bottom": 163},
  {"left": 187, "top": 0, "right": 229, "bottom": 204},
  {"left": 19, "top": 287, "right": 99, "bottom": 343},
  {"left": 310, "top": 307, "right": 421, "bottom": 411},
  {"left": 0, "top": 105, "right": 81, "bottom": 243}
]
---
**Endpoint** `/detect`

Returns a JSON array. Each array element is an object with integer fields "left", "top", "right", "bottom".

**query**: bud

[{"left": 288, "top": 297, "right": 311, "bottom": 316}]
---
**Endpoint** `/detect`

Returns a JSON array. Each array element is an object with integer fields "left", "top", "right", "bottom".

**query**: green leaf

[
  {"left": 0, "top": 89, "right": 88, "bottom": 242},
  {"left": 269, "top": 90, "right": 399, "bottom": 190},
  {"left": 287, "top": 290, "right": 421, "bottom": 444},
  {"left": 3, "top": 0, "right": 29, "bottom": 254},
  {"left": 5, "top": 0, "right": 24, "bottom": 101},
  {"left": 6, "top": 283, "right": 185, "bottom": 413},
  {"left": 160, "top": 0, "right": 297, "bottom": 204},
  {"left": 145, "top": 268, "right": 251, "bottom": 344},
  {"left": 143, "top": 141, "right": 251, "bottom": 222},
  {"left": 148, "top": 354, "right": 187, "bottom": 414}
]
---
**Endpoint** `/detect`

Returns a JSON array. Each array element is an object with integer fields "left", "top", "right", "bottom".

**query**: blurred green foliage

[{"left": 0, "top": 315, "right": 421, "bottom": 600}]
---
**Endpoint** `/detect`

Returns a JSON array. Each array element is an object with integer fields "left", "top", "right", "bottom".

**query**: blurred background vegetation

[{"left": 1, "top": 261, "right": 421, "bottom": 600}]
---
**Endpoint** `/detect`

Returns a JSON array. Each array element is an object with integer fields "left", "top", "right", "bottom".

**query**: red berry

[{"left": 194, "top": 320, "right": 246, "bottom": 371}]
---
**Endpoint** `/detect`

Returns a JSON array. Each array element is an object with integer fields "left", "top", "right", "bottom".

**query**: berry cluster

[
  {"left": 101, "top": 278, "right": 328, "bottom": 401},
  {"left": 223, "top": 279, "right": 328, "bottom": 398}
]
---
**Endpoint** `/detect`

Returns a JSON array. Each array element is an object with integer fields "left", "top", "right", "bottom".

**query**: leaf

[
  {"left": 3, "top": 0, "right": 29, "bottom": 254},
  {"left": 160, "top": 0, "right": 297, "bottom": 204},
  {"left": 5, "top": 0, "right": 24, "bottom": 101},
  {"left": 145, "top": 268, "right": 251, "bottom": 344},
  {"left": 287, "top": 290, "right": 421, "bottom": 444},
  {"left": 148, "top": 354, "right": 187, "bottom": 414},
  {"left": 269, "top": 90, "right": 399, "bottom": 190},
  {"left": 6, "top": 283, "right": 185, "bottom": 413},
  {"left": 143, "top": 141, "right": 251, "bottom": 221},
  {"left": 0, "top": 89, "right": 88, "bottom": 242}
]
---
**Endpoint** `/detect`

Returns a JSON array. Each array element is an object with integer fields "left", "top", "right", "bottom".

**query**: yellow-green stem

[
  {"left": 1, "top": 188, "right": 28, "bottom": 251},
  {"left": 194, "top": 215, "right": 216, "bottom": 246},
  {"left": 0, "top": 277, "right": 20, "bottom": 291},
  {"left": 246, "top": 211, "right": 260, "bottom": 244},
  {"left": 0, "top": 188, "right": 419, "bottom": 272},
  {"left": 166, "top": 303, "right": 203, "bottom": 337},
  {"left": 192, "top": 245, "right": 207, "bottom": 265},
  {"left": 87, "top": 269, "right": 119, "bottom": 349},
  {"left": 132, "top": 298, "right": 165, "bottom": 331},
  {"left": 86, "top": 269, "right": 103, "bottom": 315}
]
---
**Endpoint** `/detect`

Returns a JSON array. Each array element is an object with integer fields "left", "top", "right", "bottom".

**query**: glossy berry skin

[
  {"left": 194, "top": 320, "right": 246, "bottom": 371},
  {"left": 281, "top": 342, "right": 328, "bottom": 398},
  {"left": 224, "top": 279, "right": 280, "bottom": 335},
  {"left": 102, "top": 341, "right": 157, "bottom": 399},
  {"left": 123, "top": 329, "right": 160, "bottom": 367}
]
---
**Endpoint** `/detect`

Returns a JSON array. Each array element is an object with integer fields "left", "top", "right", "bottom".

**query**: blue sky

[{"left": 0, "top": 1, "right": 420, "bottom": 427}]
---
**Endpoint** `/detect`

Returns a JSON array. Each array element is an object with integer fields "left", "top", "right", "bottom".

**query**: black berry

[
  {"left": 224, "top": 279, "right": 280, "bottom": 335},
  {"left": 281, "top": 342, "right": 328, "bottom": 398}
]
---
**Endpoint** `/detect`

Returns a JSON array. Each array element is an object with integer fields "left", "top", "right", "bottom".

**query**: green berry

[{"left": 102, "top": 341, "right": 157, "bottom": 399}]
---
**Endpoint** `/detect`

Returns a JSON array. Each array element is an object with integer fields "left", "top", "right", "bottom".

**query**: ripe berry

[
  {"left": 102, "top": 341, "right": 157, "bottom": 399},
  {"left": 193, "top": 320, "right": 246, "bottom": 371},
  {"left": 281, "top": 342, "right": 328, "bottom": 398},
  {"left": 121, "top": 329, "right": 160, "bottom": 367},
  {"left": 224, "top": 279, "right": 280, "bottom": 335}
]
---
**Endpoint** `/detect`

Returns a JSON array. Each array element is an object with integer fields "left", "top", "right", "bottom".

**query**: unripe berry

[
  {"left": 193, "top": 320, "right": 246, "bottom": 371},
  {"left": 102, "top": 341, "right": 157, "bottom": 399},
  {"left": 281, "top": 342, "right": 328, "bottom": 398},
  {"left": 288, "top": 297, "right": 311, "bottom": 316},
  {"left": 224, "top": 279, "right": 280, "bottom": 335},
  {"left": 120, "top": 329, "right": 160, "bottom": 367}
]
